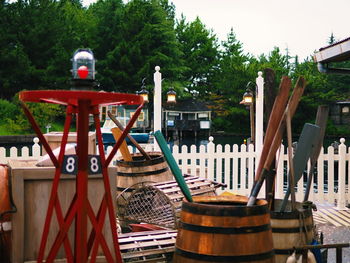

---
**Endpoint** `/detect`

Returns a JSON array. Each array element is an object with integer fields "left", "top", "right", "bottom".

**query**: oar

[
  {"left": 111, "top": 127, "right": 133, "bottom": 162},
  {"left": 286, "top": 107, "right": 297, "bottom": 211},
  {"left": 154, "top": 130, "right": 193, "bottom": 202},
  {"left": 108, "top": 111, "right": 151, "bottom": 160},
  {"left": 254, "top": 76, "right": 291, "bottom": 182},
  {"left": 303, "top": 105, "right": 329, "bottom": 202},
  {"left": 279, "top": 123, "right": 320, "bottom": 212},
  {"left": 251, "top": 76, "right": 291, "bottom": 208},
  {"left": 247, "top": 77, "right": 306, "bottom": 206}
]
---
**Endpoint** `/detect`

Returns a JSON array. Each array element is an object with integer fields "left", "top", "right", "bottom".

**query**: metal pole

[
  {"left": 249, "top": 103, "right": 255, "bottom": 145},
  {"left": 153, "top": 66, "right": 162, "bottom": 151}
]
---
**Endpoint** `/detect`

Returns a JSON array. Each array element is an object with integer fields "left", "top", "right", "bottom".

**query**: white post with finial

[
  {"left": 153, "top": 66, "right": 162, "bottom": 151},
  {"left": 337, "top": 138, "right": 346, "bottom": 210},
  {"left": 255, "top": 71, "right": 264, "bottom": 169}
]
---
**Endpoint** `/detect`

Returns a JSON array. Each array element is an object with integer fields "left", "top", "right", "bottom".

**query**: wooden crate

[
  {"left": 9, "top": 159, "right": 117, "bottom": 263},
  {"left": 43, "top": 132, "right": 96, "bottom": 155}
]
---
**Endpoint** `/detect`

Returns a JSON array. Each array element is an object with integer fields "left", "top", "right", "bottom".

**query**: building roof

[
  {"left": 314, "top": 37, "right": 350, "bottom": 63},
  {"left": 163, "top": 98, "right": 211, "bottom": 112}
]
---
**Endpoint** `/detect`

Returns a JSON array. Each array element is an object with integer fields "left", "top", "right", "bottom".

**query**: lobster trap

[
  {"left": 117, "top": 175, "right": 224, "bottom": 229},
  {"left": 119, "top": 229, "right": 177, "bottom": 262}
]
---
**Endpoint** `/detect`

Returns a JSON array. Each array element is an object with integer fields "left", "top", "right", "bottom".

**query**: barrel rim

[
  {"left": 182, "top": 196, "right": 269, "bottom": 217},
  {"left": 270, "top": 208, "right": 313, "bottom": 219},
  {"left": 270, "top": 199, "right": 313, "bottom": 218},
  {"left": 116, "top": 152, "right": 165, "bottom": 167}
]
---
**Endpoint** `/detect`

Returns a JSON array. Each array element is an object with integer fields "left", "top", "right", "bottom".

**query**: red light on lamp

[{"left": 77, "top": 65, "right": 89, "bottom": 79}]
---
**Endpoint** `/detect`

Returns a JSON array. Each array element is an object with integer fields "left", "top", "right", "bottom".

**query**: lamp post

[
  {"left": 139, "top": 67, "right": 177, "bottom": 151},
  {"left": 240, "top": 72, "right": 264, "bottom": 170},
  {"left": 240, "top": 89, "right": 255, "bottom": 145}
]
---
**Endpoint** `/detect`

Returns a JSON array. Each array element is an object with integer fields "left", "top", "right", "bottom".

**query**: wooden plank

[
  {"left": 111, "top": 127, "right": 133, "bottom": 161},
  {"left": 320, "top": 209, "right": 350, "bottom": 226},
  {"left": 122, "top": 247, "right": 174, "bottom": 259},
  {"left": 317, "top": 211, "right": 342, "bottom": 227},
  {"left": 120, "top": 239, "right": 175, "bottom": 250}
]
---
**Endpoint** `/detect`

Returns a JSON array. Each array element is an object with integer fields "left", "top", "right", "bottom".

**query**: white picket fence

[{"left": 1, "top": 136, "right": 349, "bottom": 209}]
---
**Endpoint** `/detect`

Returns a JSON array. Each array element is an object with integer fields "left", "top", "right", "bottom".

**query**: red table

[{"left": 20, "top": 90, "right": 144, "bottom": 263}]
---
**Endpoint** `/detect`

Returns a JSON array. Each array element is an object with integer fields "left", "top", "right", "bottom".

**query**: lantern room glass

[{"left": 72, "top": 49, "right": 96, "bottom": 80}]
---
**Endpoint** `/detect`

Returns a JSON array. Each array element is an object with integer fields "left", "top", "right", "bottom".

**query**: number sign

[
  {"left": 62, "top": 155, "right": 102, "bottom": 175},
  {"left": 62, "top": 155, "right": 78, "bottom": 175}
]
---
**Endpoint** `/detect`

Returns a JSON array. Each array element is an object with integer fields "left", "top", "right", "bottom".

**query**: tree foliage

[{"left": 0, "top": 0, "right": 349, "bottom": 135}]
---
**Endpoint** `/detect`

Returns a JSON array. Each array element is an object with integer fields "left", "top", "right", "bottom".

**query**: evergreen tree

[
  {"left": 209, "top": 28, "right": 252, "bottom": 133},
  {"left": 175, "top": 16, "right": 219, "bottom": 97},
  {"left": 97, "top": 0, "right": 182, "bottom": 93}
]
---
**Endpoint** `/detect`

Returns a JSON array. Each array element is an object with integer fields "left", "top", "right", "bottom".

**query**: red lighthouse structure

[{"left": 19, "top": 49, "right": 144, "bottom": 262}]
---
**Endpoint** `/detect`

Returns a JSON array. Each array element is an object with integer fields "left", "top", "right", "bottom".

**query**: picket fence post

[
  {"left": 207, "top": 136, "right": 215, "bottom": 182},
  {"left": 337, "top": 138, "right": 346, "bottom": 210},
  {"left": 33, "top": 137, "right": 41, "bottom": 157}
]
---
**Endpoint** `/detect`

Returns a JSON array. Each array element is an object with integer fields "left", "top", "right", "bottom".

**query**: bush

[{"left": 0, "top": 99, "right": 17, "bottom": 120}]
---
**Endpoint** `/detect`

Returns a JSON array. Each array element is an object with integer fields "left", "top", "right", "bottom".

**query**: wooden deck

[{"left": 313, "top": 203, "right": 350, "bottom": 227}]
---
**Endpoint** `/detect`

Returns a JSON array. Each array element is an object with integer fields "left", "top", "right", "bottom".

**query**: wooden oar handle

[
  {"left": 248, "top": 77, "right": 306, "bottom": 206},
  {"left": 255, "top": 76, "right": 291, "bottom": 179}
]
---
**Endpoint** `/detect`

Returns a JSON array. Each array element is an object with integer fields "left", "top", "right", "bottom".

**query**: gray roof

[{"left": 314, "top": 37, "right": 350, "bottom": 63}]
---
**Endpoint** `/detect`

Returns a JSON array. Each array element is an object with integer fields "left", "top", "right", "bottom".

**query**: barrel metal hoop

[
  {"left": 116, "top": 156, "right": 165, "bottom": 167},
  {"left": 116, "top": 167, "right": 168, "bottom": 177},
  {"left": 182, "top": 202, "right": 268, "bottom": 217},
  {"left": 179, "top": 222, "right": 271, "bottom": 234},
  {"left": 175, "top": 248, "right": 274, "bottom": 262},
  {"left": 274, "top": 248, "right": 294, "bottom": 255},
  {"left": 270, "top": 209, "right": 312, "bottom": 219},
  {"left": 272, "top": 223, "right": 313, "bottom": 233}
]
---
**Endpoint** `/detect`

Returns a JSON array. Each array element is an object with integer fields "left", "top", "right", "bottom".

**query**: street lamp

[
  {"left": 138, "top": 78, "right": 149, "bottom": 103},
  {"left": 166, "top": 88, "right": 176, "bottom": 103},
  {"left": 240, "top": 87, "right": 255, "bottom": 145}
]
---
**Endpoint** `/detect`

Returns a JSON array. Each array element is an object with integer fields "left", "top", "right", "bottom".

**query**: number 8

[
  {"left": 66, "top": 157, "right": 75, "bottom": 173},
  {"left": 90, "top": 157, "right": 99, "bottom": 173}
]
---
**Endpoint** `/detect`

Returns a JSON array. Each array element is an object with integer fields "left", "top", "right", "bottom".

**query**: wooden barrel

[
  {"left": 0, "top": 165, "right": 13, "bottom": 263},
  {"left": 116, "top": 152, "right": 173, "bottom": 192},
  {"left": 173, "top": 195, "right": 274, "bottom": 263},
  {"left": 270, "top": 199, "right": 314, "bottom": 263}
]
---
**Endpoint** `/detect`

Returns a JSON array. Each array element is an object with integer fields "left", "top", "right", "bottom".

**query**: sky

[{"left": 84, "top": 0, "right": 350, "bottom": 61}]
